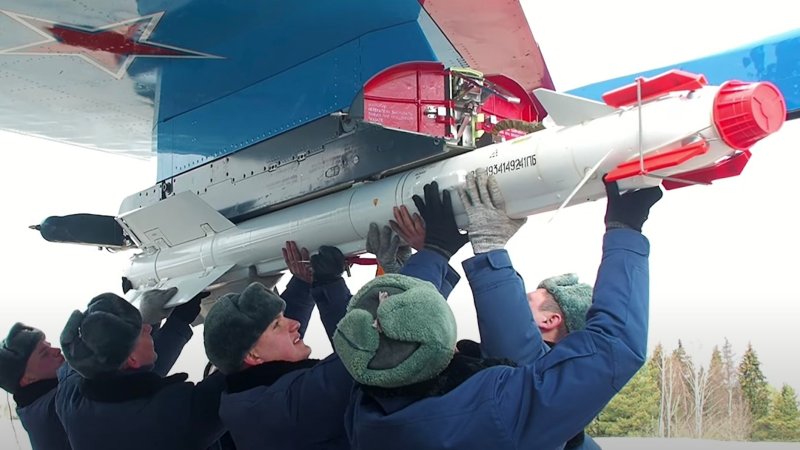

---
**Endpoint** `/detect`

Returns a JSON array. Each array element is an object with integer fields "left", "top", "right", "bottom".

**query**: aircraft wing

[
  {"left": 568, "top": 29, "right": 800, "bottom": 117},
  {"left": 0, "top": 0, "right": 553, "bottom": 173}
]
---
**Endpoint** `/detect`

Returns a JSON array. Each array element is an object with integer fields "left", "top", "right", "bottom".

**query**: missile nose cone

[{"left": 713, "top": 81, "right": 786, "bottom": 150}]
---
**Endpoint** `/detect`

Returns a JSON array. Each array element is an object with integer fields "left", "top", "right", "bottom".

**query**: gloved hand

[
  {"left": 603, "top": 178, "right": 663, "bottom": 232},
  {"left": 139, "top": 287, "right": 178, "bottom": 324},
  {"left": 366, "top": 223, "right": 411, "bottom": 273},
  {"left": 170, "top": 291, "right": 209, "bottom": 324},
  {"left": 311, "top": 246, "right": 346, "bottom": 286},
  {"left": 412, "top": 181, "right": 468, "bottom": 259},
  {"left": 457, "top": 169, "right": 526, "bottom": 253}
]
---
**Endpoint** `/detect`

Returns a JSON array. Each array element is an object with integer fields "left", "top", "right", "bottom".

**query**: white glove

[
  {"left": 138, "top": 287, "right": 178, "bottom": 324},
  {"left": 457, "top": 169, "right": 526, "bottom": 253}
]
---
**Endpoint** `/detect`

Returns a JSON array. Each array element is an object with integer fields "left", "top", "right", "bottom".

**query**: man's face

[
  {"left": 22, "top": 338, "right": 64, "bottom": 384},
  {"left": 248, "top": 313, "right": 311, "bottom": 365},
  {"left": 527, "top": 288, "right": 556, "bottom": 329},
  {"left": 127, "top": 323, "right": 157, "bottom": 368}
]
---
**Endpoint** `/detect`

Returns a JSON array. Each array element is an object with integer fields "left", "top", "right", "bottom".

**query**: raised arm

[
  {"left": 281, "top": 241, "right": 315, "bottom": 337},
  {"left": 457, "top": 169, "right": 543, "bottom": 364},
  {"left": 390, "top": 204, "right": 462, "bottom": 298},
  {"left": 310, "top": 246, "right": 351, "bottom": 342},
  {"left": 152, "top": 293, "right": 203, "bottom": 376},
  {"left": 498, "top": 180, "right": 663, "bottom": 448}
]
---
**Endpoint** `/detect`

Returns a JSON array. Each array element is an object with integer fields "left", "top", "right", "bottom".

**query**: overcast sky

[{"left": 0, "top": 0, "right": 797, "bottom": 395}]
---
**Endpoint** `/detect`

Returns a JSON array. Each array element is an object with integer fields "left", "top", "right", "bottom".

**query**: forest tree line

[{"left": 588, "top": 340, "right": 800, "bottom": 441}]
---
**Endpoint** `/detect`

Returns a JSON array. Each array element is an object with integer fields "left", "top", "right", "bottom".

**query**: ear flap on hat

[
  {"left": 60, "top": 310, "right": 84, "bottom": 348},
  {"left": 60, "top": 295, "right": 143, "bottom": 379},
  {"left": 334, "top": 274, "right": 456, "bottom": 388}
]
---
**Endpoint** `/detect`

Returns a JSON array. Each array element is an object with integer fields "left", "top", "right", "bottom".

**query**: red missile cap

[{"left": 713, "top": 81, "right": 786, "bottom": 150}]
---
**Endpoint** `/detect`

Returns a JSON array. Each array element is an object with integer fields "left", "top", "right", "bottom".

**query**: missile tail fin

[
  {"left": 117, "top": 191, "right": 236, "bottom": 250},
  {"left": 533, "top": 89, "right": 616, "bottom": 127}
]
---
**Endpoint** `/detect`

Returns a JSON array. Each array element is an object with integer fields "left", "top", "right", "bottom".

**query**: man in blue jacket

[
  {"left": 392, "top": 188, "right": 602, "bottom": 449},
  {"left": 334, "top": 169, "right": 662, "bottom": 449},
  {"left": 202, "top": 196, "right": 469, "bottom": 450},
  {"left": 0, "top": 323, "right": 70, "bottom": 450},
  {"left": 56, "top": 288, "right": 225, "bottom": 450},
  {"left": 0, "top": 289, "right": 202, "bottom": 450}
]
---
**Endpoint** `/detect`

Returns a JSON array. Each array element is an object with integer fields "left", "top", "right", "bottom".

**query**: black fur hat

[
  {"left": 0, "top": 323, "right": 44, "bottom": 393},
  {"left": 60, "top": 293, "right": 142, "bottom": 379},
  {"left": 203, "top": 282, "right": 285, "bottom": 374}
]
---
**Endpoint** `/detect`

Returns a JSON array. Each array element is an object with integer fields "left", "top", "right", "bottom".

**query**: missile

[{"left": 119, "top": 70, "right": 786, "bottom": 310}]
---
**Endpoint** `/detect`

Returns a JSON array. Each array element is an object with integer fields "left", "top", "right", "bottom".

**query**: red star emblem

[{"left": 0, "top": 11, "right": 221, "bottom": 79}]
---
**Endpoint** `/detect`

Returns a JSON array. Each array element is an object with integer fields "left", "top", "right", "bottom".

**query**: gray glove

[
  {"left": 138, "top": 287, "right": 179, "bottom": 324},
  {"left": 457, "top": 169, "right": 526, "bottom": 253},
  {"left": 366, "top": 223, "right": 411, "bottom": 273}
]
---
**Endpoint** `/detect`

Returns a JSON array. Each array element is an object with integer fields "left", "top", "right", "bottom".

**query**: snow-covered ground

[
  {"left": 2, "top": 421, "right": 799, "bottom": 449},
  {"left": 596, "top": 438, "right": 800, "bottom": 449}
]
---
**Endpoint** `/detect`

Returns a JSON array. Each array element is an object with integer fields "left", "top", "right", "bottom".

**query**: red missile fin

[
  {"left": 605, "top": 140, "right": 709, "bottom": 182},
  {"left": 662, "top": 150, "right": 751, "bottom": 190},
  {"left": 602, "top": 70, "right": 708, "bottom": 108}
]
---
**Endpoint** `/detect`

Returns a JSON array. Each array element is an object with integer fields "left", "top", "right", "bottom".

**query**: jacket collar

[
  {"left": 79, "top": 371, "right": 188, "bottom": 403},
  {"left": 226, "top": 359, "right": 319, "bottom": 394},
  {"left": 13, "top": 378, "right": 58, "bottom": 408},
  {"left": 363, "top": 353, "right": 516, "bottom": 414}
]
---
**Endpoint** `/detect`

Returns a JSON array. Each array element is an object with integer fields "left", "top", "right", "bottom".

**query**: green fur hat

[
  {"left": 538, "top": 273, "right": 593, "bottom": 332},
  {"left": 203, "top": 282, "right": 286, "bottom": 374},
  {"left": 333, "top": 274, "right": 456, "bottom": 388},
  {"left": 0, "top": 323, "right": 45, "bottom": 393},
  {"left": 61, "top": 293, "right": 143, "bottom": 379}
]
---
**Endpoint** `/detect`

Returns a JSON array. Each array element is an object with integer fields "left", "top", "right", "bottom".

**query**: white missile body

[{"left": 119, "top": 71, "right": 786, "bottom": 307}]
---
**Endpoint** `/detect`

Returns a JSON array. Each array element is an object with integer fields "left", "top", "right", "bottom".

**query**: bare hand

[
  {"left": 390, "top": 205, "right": 426, "bottom": 251},
  {"left": 282, "top": 241, "right": 312, "bottom": 284}
]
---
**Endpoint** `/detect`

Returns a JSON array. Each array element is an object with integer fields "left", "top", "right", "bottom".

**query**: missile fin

[
  {"left": 533, "top": 88, "right": 616, "bottom": 126},
  {"left": 606, "top": 140, "right": 710, "bottom": 182},
  {"left": 127, "top": 263, "right": 236, "bottom": 310},
  {"left": 117, "top": 191, "right": 235, "bottom": 250}
]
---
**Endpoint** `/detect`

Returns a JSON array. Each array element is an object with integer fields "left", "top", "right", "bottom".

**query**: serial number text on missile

[{"left": 486, "top": 154, "right": 537, "bottom": 175}]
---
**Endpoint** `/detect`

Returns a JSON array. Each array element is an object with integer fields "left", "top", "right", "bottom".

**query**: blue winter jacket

[
  {"left": 218, "top": 249, "right": 458, "bottom": 450},
  {"left": 15, "top": 379, "right": 70, "bottom": 450},
  {"left": 15, "top": 311, "right": 195, "bottom": 450},
  {"left": 55, "top": 312, "right": 225, "bottom": 450},
  {"left": 345, "top": 229, "right": 650, "bottom": 449}
]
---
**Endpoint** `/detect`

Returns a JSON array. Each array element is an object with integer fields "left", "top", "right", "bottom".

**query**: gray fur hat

[
  {"left": 0, "top": 323, "right": 45, "bottom": 393},
  {"left": 60, "top": 293, "right": 142, "bottom": 379},
  {"left": 538, "top": 273, "right": 593, "bottom": 333},
  {"left": 203, "top": 282, "right": 286, "bottom": 374}
]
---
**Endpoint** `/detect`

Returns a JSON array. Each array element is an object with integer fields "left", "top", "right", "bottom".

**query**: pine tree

[
  {"left": 703, "top": 346, "right": 728, "bottom": 438},
  {"left": 752, "top": 384, "right": 800, "bottom": 441},
  {"left": 720, "top": 338, "right": 752, "bottom": 440},
  {"left": 670, "top": 340, "right": 695, "bottom": 436},
  {"left": 738, "top": 343, "right": 771, "bottom": 423},
  {"left": 650, "top": 343, "right": 667, "bottom": 437},
  {"left": 587, "top": 362, "right": 660, "bottom": 436}
]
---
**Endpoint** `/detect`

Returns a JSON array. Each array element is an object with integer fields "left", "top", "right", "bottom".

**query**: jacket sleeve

[
  {"left": 189, "top": 371, "right": 227, "bottom": 449},
  {"left": 311, "top": 279, "right": 351, "bottom": 343},
  {"left": 400, "top": 249, "right": 461, "bottom": 299},
  {"left": 496, "top": 229, "right": 651, "bottom": 448},
  {"left": 282, "top": 276, "right": 315, "bottom": 338},
  {"left": 463, "top": 249, "right": 548, "bottom": 365},
  {"left": 152, "top": 316, "right": 193, "bottom": 377}
]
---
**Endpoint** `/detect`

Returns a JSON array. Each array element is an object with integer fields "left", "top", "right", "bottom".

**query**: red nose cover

[{"left": 713, "top": 81, "right": 786, "bottom": 150}]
